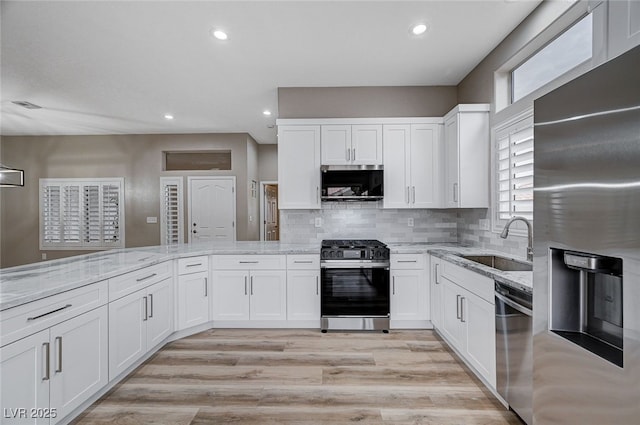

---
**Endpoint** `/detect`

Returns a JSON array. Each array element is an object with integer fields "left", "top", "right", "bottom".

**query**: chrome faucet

[{"left": 500, "top": 216, "right": 533, "bottom": 262}]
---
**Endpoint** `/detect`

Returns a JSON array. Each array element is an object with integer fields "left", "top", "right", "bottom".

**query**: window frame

[
  {"left": 39, "top": 177, "right": 125, "bottom": 250},
  {"left": 160, "top": 176, "right": 184, "bottom": 245}
]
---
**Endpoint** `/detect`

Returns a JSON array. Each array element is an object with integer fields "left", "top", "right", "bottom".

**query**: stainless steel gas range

[{"left": 320, "top": 239, "right": 390, "bottom": 332}]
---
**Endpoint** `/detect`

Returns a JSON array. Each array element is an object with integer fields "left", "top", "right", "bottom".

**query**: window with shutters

[
  {"left": 39, "top": 178, "right": 125, "bottom": 250},
  {"left": 160, "top": 177, "right": 184, "bottom": 245},
  {"left": 495, "top": 111, "right": 534, "bottom": 227}
]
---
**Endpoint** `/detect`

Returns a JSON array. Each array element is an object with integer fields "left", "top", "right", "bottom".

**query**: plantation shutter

[
  {"left": 496, "top": 114, "right": 534, "bottom": 222},
  {"left": 160, "top": 177, "right": 183, "bottom": 245},
  {"left": 40, "top": 178, "right": 125, "bottom": 249}
]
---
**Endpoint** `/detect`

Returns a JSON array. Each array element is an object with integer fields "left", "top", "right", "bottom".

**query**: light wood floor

[{"left": 71, "top": 329, "right": 523, "bottom": 425}]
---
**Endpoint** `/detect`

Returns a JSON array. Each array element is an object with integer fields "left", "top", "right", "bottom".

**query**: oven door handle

[{"left": 321, "top": 263, "right": 390, "bottom": 269}]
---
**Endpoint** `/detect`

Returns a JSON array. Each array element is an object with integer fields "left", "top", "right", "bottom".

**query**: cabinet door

[
  {"left": 463, "top": 291, "right": 496, "bottom": 388},
  {"left": 146, "top": 277, "right": 174, "bottom": 348},
  {"left": 277, "top": 125, "right": 321, "bottom": 209},
  {"left": 177, "top": 272, "right": 209, "bottom": 330},
  {"left": 321, "top": 125, "right": 351, "bottom": 165},
  {"left": 211, "top": 270, "right": 250, "bottom": 321},
  {"left": 443, "top": 115, "right": 459, "bottom": 208},
  {"left": 390, "top": 269, "right": 427, "bottom": 322},
  {"left": 287, "top": 270, "right": 320, "bottom": 321},
  {"left": 608, "top": 0, "right": 640, "bottom": 60},
  {"left": 382, "top": 125, "right": 410, "bottom": 208},
  {"left": 410, "top": 124, "right": 442, "bottom": 208},
  {"left": 352, "top": 124, "right": 382, "bottom": 165},
  {"left": 457, "top": 112, "right": 489, "bottom": 208},
  {"left": 0, "top": 330, "right": 50, "bottom": 425},
  {"left": 430, "top": 257, "right": 443, "bottom": 330},
  {"left": 440, "top": 278, "right": 465, "bottom": 352},
  {"left": 249, "top": 270, "right": 287, "bottom": 321},
  {"left": 108, "top": 289, "right": 146, "bottom": 380},
  {"left": 49, "top": 306, "right": 108, "bottom": 423}
]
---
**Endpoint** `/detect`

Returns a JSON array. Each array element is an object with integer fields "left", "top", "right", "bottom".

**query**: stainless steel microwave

[{"left": 320, "top": 165, "right": 383, "bottom": 201}]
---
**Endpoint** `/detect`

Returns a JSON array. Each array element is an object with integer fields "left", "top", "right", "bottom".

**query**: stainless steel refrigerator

[{"left": 533, "top": 44, "right": 640, "bottom": 424}]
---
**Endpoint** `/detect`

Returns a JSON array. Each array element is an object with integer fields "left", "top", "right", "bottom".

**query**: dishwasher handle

[{"left": 495, "top": 291, "right": 532, "bottom": 317}]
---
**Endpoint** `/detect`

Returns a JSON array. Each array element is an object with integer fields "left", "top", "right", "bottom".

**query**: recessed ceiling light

[
  {"left": 263, "top": 110, "right": 272, "bottom": 116},
  {"left": 411, "top": 23, "right": 428, "bottom": 36},
  {"left": 211, "top": 29, "right": 228, "bottom": 41},
  {"left": 164, "top": 114, "right": 174, "bottom": 120}
]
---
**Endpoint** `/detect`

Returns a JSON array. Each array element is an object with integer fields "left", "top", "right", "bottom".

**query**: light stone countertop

[
  {"left": 0, "top": 241, "right": 320, "bottom": 311},
  {"left": 0, "top": 240, "right": 531, "bottom": 312}
]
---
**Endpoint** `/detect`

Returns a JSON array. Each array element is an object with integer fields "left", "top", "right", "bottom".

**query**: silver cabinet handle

[
  {"left": 136, "top": 273, "right": 157, "bottom": 282},
  {"left": 244, "top": 276, "right": 248, "bottom": 295},
  {"left": 453, "top": 183, "right": 458, "bottom": 203},
  {"left": 148, "top": 294, "right": 154, "bottom": 318},
  {"left": 28, "top": 304, "right": 72, "bottom": 321},
  {"left": 392, "top": 276, "right": 395, "bottom": 295},
  {"left": 204, "top": 277, "right": 208, "bottom": 297},
  {"left": 55, "top": 336, "right": 63, "bottom": 373},
  {"left": 346, "top": 148, "right": 350, "bottom": 161},
  {"left": 186, "top": 263, "right": 202, "bottom": 268},
  {"left": 42, "top": 342, "right": 50, "bottom": 381},
  {"left": 239, "top": 261, "right": 259, "bottom": 264},
  {"left": 294, "top": 260, "right": 313, "bottom": 264},
  {"left": 412, "top": 186, "right": 416, "bottom": 204},
  {"left": 316, "top": 276, "right": 319, "bottom": 295},
  {"left": 456, "top": 294, "right": 461, "bottom": 320},
  {"left": 434, "top": 264, "right": 439, "bottom": 284},
  {"left": 398, "top": 260, "right": 417, "bottom": 263},
  {"left": 143, "top": 296, "right": 148, "bottom": 321},
  {"left": 250, "top": 276, "right": 254, "bottom": 295},
  {"left": 406, "top": 186, "right": 410, "bottom": 204},
  {"left": 460, "top": 297, "right": 466, "bottom": 323},
  {"left": 352, "top": 148, "right": 356, "bottom": 161}
]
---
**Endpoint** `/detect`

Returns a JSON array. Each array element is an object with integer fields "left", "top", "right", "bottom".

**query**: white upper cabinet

[
  {"left": 607, "top": 0, "right": 640, "bottom": 60},
  {"left": 321, "top": 124, "right": 382, "bottom": 165},
  {"left": 277, "top": 125, "right": 321, "bottom": 209},
  {"left": 443, "top": 105, "right": 490, "bottom": 208},
  {"left": 383, "top": 123, "right": 442, "bottom": 209}
]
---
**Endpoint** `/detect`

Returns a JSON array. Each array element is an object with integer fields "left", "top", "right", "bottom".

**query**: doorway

[
  {"left": 260, "top": 181, "right": 279, "bottom": 241},
  {"left": 188, "top": 176, "right": 236, "bottom": 243}
]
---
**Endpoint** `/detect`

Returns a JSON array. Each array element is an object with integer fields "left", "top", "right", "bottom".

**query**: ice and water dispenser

[{"left": 549, "top": 249, "right": 623, "bottom": 367}]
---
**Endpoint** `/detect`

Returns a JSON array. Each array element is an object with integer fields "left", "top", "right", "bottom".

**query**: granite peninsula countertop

[{"left": 0, "top": 241, "right": 531, "bottom": 312}]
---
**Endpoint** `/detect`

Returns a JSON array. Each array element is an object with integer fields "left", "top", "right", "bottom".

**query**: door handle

[
  {"left": 204, "top": 277, "right": 208, "bottom": 297},
  {"left": 352, "top": 148, "right": 356, "bottom": 161},
  {"left": 453, "top": 183, "right": 458, "bottom": 203},
  {"left": 244, "top": 276, "right": 248, "bottom": 295},
  {"left": 55, "top": 336, "right": 63, "bottom": 373},
  {"left": 456, "top": 294, "right": 461, "bottom": 320},
  {"left": 250, "top": 276, "right": 254, "bottom": 295},
  {"left": 392, "top": 276, "right": 395, "bottom": 295},
  {"left": 406, "top": 186, "right": 410, "bottom": 204},
  {"left": 143, "top": 296, "right": 148, "bottom": 321},
  {"left": 412, "top": 186, "right": 416, "bottom": 204},
  {"left": 148, "top": 294, "right": 154, "bottom": 318},
  {"left": 316, "top": 276, "right": 319, "bottom": 295},
  {"left": 434, "top": 264, "right": 439, "bottom": 284},
  {"left": 193, "top": 230, "right": 197, "bottom": 234},
  {"left": 460, "top": 297, "right": 466, "bottom": 323},
  {"left": 42, "top": 342, "right": 50, "bottom": 381}
]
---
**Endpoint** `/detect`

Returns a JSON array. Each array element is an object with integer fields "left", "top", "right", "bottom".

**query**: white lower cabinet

[
  {"left": 390, "top": 254, "right": 429, "bottom": 329},
  {"left": 429, "top": 256, "right": 443, "bottom": 330},
  {"left": 108, "top": 277, "right": 173, "bottom": 380},
  {"left": 211, "top": 270, "right": 287, "bottom": 322},
  {"left": 287, "top": 270, "right": 320, "bottom": 322},
  {"left": 177, "top": 271, "right": 210, "bottom": 330},
  {"left": 436, "top": 258, "right": 496, "bottom": 389},
  {"left": 0, "top": 306, "right": 108, "bottom": 424}
]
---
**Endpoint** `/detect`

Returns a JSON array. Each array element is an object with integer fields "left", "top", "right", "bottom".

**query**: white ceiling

[{"left": 1, "top": 0, "right": 541, "bottom": 144}]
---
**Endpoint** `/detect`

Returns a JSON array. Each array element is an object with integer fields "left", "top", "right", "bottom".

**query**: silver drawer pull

[
  {"left": 148, "top": 294, "right": 154, "bottom": 318},
  {"left": 136, "top": 273, "right": 157, "bottom": 282},
  {"left": 397, "top": 260, "right": 417, "bottom": 263},
  {"left": 28, "top": 304, "right": 72, "bottom": 321},
  {"left": 186, "top": 263, "right": 202, "bottom": 267},
  {"left": 294, "top": 260, "right": 313, "bottom": 264},
  {"left": 239, "top": 261, "right": 259, "bottom": 264}
]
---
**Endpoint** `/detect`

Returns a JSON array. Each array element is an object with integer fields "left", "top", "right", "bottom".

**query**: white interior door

[{"left": 188, "top": 177, "right": 236, "bottom": 243}]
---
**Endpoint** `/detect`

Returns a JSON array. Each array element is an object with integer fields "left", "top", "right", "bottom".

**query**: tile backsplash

[
  {"left": 280, "top": 202, "right": 458, "bottom": 244},
  {"left": 280, "top": 203, "right": 529, "bottom": 260}
]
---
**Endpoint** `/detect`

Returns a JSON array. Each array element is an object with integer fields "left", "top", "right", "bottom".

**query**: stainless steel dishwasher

[{"left": 495, "top": 281, "right": 533, "bottom": 425}]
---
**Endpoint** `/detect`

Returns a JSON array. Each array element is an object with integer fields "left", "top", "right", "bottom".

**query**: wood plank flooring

[{"left": 71, "top": 329, "right": 523, "bottom": 425}]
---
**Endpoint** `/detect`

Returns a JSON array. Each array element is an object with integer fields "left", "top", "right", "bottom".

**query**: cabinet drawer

[
  {"left": 177, "top": 256, "right": 209, "bottom": 275},
  {"left": 391, "top": 253, "right": 426, "bottom": 269},
  {"left": 1, "top": 280, "right": 108, "bottom": 347},
  {"left": 211, "top": 255, "right": 286, "bottom": 270},
  {"left": 440, "top": 260, "right": 494, "bottom": 304},
  {"left": 109, "top": 261, "right": 172, "bottom": 301},
  {"left": 286, "top": 255, "right": 320, "bottom": 270}
]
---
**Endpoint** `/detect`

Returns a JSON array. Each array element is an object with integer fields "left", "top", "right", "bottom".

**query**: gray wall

[
  {"left": 0, "top": 133, "right": 256, "bottom": 267},
  {"left": 278, "top": 86, "right": 457, "bottom": 118},
  {"left": 246, "top": 135, "right": 260, "bottom": 240},
  {"left": 257, "top": 144, "right": 278, "bottom": 182}
]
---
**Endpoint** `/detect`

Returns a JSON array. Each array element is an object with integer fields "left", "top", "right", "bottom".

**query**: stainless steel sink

[{"left": 461, "top": 255, "right": 532, "bottom": 272}]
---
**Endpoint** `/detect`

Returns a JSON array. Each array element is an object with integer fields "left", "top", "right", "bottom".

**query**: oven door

[{"left": 320, "top": 263, "right": 390, "bottom": 317}]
